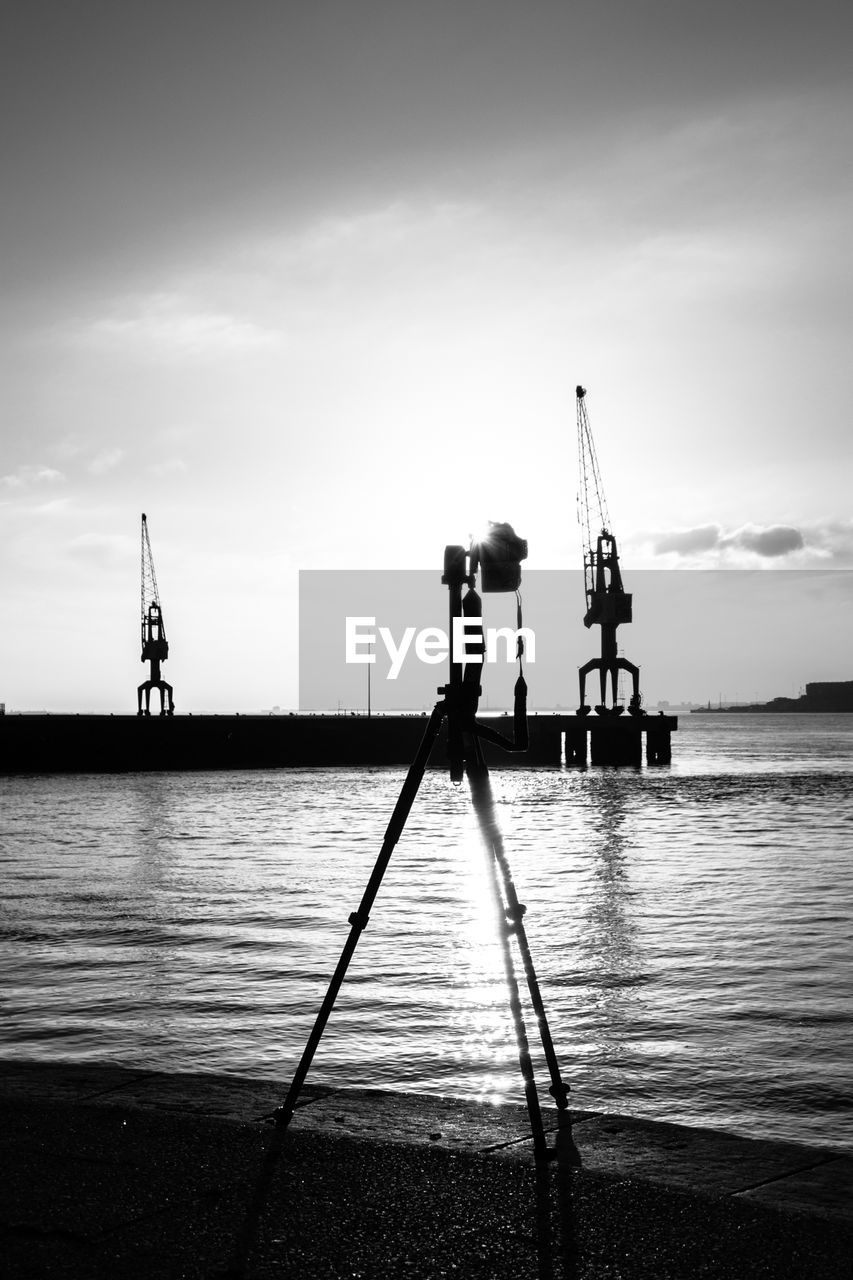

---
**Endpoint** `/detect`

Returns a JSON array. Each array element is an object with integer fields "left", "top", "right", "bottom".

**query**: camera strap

[{"left": 515, "top": 591, "right": 525, "bottom": 671}]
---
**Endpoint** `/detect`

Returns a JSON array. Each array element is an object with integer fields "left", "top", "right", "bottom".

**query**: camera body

[
  {"left": 442, "top": 522, "right": 527, "bottom": 593},
  {"left": 472, "top": 521, "right": 528, "bottom": 593}
]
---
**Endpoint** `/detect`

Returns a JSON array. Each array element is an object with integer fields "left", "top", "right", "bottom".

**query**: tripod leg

[
  {"left": 482, "top": 813, "right": 549, "bottom": 1158},
  {"left": 465, "top": 751, "right": 549, "bottom": 1159},
  {"left": 273, "top": 700, "right": 446, "bottom": 1130},
  {"left": 468, "top": 754, "right": 577, "bottom": 1162},
  {"left": 475, "top": 770, "right": 569, "bottom": 1106}
]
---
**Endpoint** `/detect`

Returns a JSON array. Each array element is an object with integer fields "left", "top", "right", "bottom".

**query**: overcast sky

[{"left": 2, "top": 1, "right": 851, "bottom": 711}]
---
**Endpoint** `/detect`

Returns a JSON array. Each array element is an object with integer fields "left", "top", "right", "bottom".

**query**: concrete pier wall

[
  {"left": 0, "top": 713, "right": 558, "bottom": 773},
  {"left": 0, "top": 712, "right": 676, "bottom": 773}
]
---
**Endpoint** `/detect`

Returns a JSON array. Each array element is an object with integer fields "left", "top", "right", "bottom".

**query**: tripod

[
  {"left": 274, "top": 541, "right": 573, "bottom": 1160},
  {"left": 224, "top": 538, "right": 576, "bottom": 1276}
]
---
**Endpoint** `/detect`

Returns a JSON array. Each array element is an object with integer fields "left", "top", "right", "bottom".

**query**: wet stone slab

[
  {"left": 288, "top": 1085, "right": 541, "bottom": 1155},
  {"left": 0, "top": 1062, "right": 154, "bottom": 1104},
  {"left": 69, "top": 1068, "right": 299, "bottom": 1124},
  {"left": 0, "top": 1062, "right": 324, "bottom": 1124},
  {"left": 557, "top": 1112, "right": 842, "bottom": 1200},
  {"left": 737, "top": 1154, "right": 853, "bottom": 1221},
  {"left": 3, "top": 1064, "right": 849, "bottom": 1227}
]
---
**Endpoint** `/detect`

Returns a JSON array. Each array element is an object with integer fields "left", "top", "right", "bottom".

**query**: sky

[{"left": 1, "top": 0, "right": 851, "bottom": 712}]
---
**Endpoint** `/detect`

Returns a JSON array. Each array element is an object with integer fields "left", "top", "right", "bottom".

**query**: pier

[{"left": 0, "top": 711, "right": 676, "bottom": 773}]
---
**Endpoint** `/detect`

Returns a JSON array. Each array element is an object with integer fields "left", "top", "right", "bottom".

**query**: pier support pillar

[
  {"left": 536, "top": 722, "right": 564, "bottom": 767},
  {"left": 590, "top": 724, "right": 642, "bottom": 766},
  {"left": 645, "top": 728, "right": 672, "bottom": 765},
  {"left": 564, "top": 728, "right": 588, "bottom": 766}
]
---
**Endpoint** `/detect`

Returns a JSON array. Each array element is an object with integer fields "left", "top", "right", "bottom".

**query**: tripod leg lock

[
  {"left": 549, "top": 1080, "right": 571, "bottom": 1108},
  {"left": 504, "top": 903, "right": 527, "bottom": 932},
  {"left": 348, "top": 910, "right": 370, "bottom": 931}
]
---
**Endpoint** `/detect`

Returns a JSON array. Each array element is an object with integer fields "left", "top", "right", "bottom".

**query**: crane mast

[
  {"left": 575, "top": 386, "right": 642, "bottom": 717},
  {"left": 137, "top": 513, "right": 174, "bottom": 716}
]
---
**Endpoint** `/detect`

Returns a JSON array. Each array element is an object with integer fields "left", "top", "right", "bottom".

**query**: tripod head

[{"left": 440, "top": 522, "right": 528, "bottom": 781}]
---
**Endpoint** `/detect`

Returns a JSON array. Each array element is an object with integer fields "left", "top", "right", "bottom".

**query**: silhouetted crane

[
  {"left": 137, "top": 513, "right": 174, "bottom": 716},
  {"left": 575, "top": 386, "right": 642, "bottom": 717}
]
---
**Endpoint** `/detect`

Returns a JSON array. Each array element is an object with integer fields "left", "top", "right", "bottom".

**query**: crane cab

[
  {"left": 141, "top": 602, "right": 169, "bottom": 663},
  {"left": 583, "top": 532, "right": 633, "bottom": 629}
]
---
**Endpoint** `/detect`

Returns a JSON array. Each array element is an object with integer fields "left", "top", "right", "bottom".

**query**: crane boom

[
  {"left": 140, "top": 513, "right": 165, "bottom": 649},
  {"left": 576, "top": 385, "right": 611, "bottom": 558}
]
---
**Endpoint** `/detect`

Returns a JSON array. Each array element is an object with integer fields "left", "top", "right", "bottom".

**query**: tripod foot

[
  {"left": 553, "top": 1110, "right": 583, "bottom": 1168},
  {"left": 271, "top": 1105, "right": 294, "bottom": 1130},
  {"left": 549, "top": 1081, "right": 571, "bottom": 1108}
]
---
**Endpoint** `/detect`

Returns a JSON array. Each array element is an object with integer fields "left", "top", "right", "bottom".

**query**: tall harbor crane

[
  {"left": 137, "top": 513, "right": 174, "bottom": 716},
  {"left": 575, "top": 386, "right": 642, "bottom": 716}
]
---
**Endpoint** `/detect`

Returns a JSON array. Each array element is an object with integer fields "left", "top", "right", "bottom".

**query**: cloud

[
  {"left": 292, "top": 200, "right": 481, "bottom": 259},
  {"left": 654, "top": 521, "right": 806, "bottom": 560},
  {"left": 87, "top": 448, "right": 124, "bottom": 475},
  {"left": 79, "top": 292, "right": 279, "bottom": 358},
  {"left": 68, "top": 532, "right": 135, "bottom": 569},
  {"left": 30, "top": 498, "right": 73, "bottom": 517},
  {"left": 251, "top": 198, "right": 488, "bottom": 307},
  {"left": 725, "top": 525, "right": 804, "bottom": 557},
  {"left": 1, "top": 464, "right": 65, "bottom": 488},
  {"left": 798, "top": 519, "right": 853, "bottom": 566},
  {"left": 147, "top": 457, "right": 188, "bottom": 477},
  {"left": 654, "top": 524, "right": 722, "bottom": 555},
  {"left": 651, "top": 521, "right": 853, "bottom": 566}
]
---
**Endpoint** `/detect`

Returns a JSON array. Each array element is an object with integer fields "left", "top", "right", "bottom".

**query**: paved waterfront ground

[{"left": 1, "top": 1063, "right": 851, "bottom": 1278}]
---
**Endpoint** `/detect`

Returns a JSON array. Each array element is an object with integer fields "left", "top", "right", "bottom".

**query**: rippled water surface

[{"left": 2, "top": 714, "right": 852, "bottom": 1151}]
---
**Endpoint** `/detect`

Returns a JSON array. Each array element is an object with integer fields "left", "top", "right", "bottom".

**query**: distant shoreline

[
  {"left": 691, "top": 679, "right": 853, "bottom": 714},
  {"left": 691, "top": 706, "right": 853, "bottom": 713}
]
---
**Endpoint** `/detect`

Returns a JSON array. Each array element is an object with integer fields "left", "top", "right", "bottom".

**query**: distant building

[{"left": 804, "top": 681, "right": 853, "bottom": 711}]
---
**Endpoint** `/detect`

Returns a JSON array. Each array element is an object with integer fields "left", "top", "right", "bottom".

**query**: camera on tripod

[
  {"left": 439, "top": 521, "right": 529, "bottom": 783},
  {"left": 442, "top": 521, "right": 528, "bottom": 593}
]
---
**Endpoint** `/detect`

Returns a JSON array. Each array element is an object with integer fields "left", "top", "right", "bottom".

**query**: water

[{"left": 2, "top": 714, "right": 851, "bottom": 1153}]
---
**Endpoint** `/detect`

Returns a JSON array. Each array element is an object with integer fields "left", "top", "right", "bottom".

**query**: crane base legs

[
  {"left": 578, "top": 656, "right": 641, "bottom": 717},
  {"left": 137, "top": 682, "right": 174, "bottom": 717}
]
